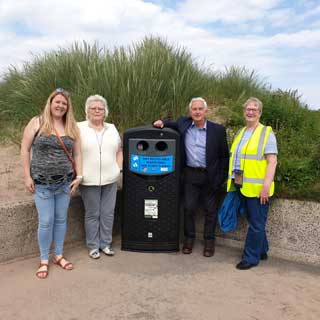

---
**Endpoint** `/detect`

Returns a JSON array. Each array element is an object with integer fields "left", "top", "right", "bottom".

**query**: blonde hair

[{"left": 39, "top": 89, "right": 79, "bottom": 140}]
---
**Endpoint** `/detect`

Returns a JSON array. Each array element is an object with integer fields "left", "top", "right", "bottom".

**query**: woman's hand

[
  {"left": 259, "top": 185, "right": 270, "bottom": 205},
  {"left": 69, "top": 177, "right": 82, "bottom": 195},
  {"left": 260, "top": 154, "right": 277, "bottom": 205},
  {"left": 24, "top": 176, "right": 35, "bottom": 193}
]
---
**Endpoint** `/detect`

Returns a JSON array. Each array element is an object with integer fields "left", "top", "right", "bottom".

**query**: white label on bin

[
  {"left": 148, "top": 232, "right": 153, "bottom": 238},
  {"left": 144, "top": 199, "right": 158, "bottom": 219}
]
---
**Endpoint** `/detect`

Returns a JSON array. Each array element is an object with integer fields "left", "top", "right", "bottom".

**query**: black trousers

[{"left": 183, "top": 167, "right": 218, "bottom": 240}]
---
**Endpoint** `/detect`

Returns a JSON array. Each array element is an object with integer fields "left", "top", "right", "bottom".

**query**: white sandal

[{"left": 89, "top": 249, "right": 100, "bottom": 259}]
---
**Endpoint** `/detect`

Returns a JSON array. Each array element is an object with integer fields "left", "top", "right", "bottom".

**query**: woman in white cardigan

[{"left": 78, "top": 95, "right": 123, "bottom": 259}]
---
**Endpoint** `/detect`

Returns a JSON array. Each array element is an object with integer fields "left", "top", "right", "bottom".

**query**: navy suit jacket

[{"left": 163, "top": 116, "right": 229, "bottom": 192}]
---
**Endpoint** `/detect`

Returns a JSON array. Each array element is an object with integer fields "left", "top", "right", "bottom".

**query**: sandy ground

[{"left": 0, "top": 237, "right": 320, "bottom": 320}]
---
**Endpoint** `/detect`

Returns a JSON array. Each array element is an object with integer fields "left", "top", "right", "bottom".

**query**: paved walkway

[{"left": 0, "top": 236, "right": 319, "bottom": 320}]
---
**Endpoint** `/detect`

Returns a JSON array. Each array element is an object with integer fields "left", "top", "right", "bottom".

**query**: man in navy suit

[{"left": 153, "top": 97, "right": 229, "bottom": 257}]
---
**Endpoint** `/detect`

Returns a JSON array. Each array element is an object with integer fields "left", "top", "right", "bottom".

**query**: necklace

[{"left": 94, "top": 127, "right": 106, "bottom": 151}]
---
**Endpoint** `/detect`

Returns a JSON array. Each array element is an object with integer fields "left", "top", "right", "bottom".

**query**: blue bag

[{"left": 218, "top": 191, "right": 245, "bottom": 232}]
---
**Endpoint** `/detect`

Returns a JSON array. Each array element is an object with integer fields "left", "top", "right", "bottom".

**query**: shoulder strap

[{"left": 53, "top": 127, "right": 76, "bottom": 173}]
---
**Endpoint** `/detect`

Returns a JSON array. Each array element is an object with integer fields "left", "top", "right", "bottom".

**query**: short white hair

[
  {"left": 85, "top": 95, "right": 109, "bottom": 120},
  {"left": 243, "top": 97, "right": 263, "bottom": 112},
  {"left": 188, "top": 97, "right": 208, "bottom": 110}
]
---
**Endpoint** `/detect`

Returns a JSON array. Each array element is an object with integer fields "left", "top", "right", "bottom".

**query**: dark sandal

[
  {"left": 53, "top": 256, "right": 73, "bottom": 270},
  {"left": 36, "top": 263, "right": 49, "bottom": 279}
]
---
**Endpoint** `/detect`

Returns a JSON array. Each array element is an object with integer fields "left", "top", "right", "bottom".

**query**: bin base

[{"left": 121, "top": 241, "right": 179, "bottom": 252}]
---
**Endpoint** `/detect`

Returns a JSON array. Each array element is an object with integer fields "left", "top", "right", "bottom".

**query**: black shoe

[
  {"left": 236, "top": 260, "right": 256, "bottom": 270},
  {"left": 260, "top": 253, "right": 268, "bottom": 260}
]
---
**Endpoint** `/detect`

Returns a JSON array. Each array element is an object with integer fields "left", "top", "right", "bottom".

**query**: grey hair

[
  {"left": 188, "top": 97, "right": 208, "bottom": 110},
  {"left": 85, "top": 94, "right": 109, "bottom": 120},
  {"left": 243, "top": 97, "right": 263, "bottom": 112}
]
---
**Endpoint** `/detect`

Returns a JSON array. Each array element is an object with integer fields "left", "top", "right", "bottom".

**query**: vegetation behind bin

[{"left": 0, "top": 37, "right": 319, "bottom": 201}]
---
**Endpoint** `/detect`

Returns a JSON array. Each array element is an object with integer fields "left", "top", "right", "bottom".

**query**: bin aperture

[
  {"left": 155, "top": 141, "right": 168, "bottom": 151},
  {"left": 136, "top": 140, "right": 149, "bottom": 151}
]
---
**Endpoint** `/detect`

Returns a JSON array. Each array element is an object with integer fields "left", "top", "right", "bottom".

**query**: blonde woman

[
  {"left": 21, "top": 88, "right": 82, "bottom": 279},
  {"left": 78, "top": 95, "right": 123, "bottom": 259}
]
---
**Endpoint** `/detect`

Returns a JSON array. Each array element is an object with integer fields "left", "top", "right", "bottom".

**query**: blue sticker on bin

[{"left": 130, "top": 154, "right": 174, "bottom": 174}]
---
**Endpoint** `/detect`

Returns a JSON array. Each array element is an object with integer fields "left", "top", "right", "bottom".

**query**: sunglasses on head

[{"left": 55, "top": 88, "right": 70, "bottom": 97}]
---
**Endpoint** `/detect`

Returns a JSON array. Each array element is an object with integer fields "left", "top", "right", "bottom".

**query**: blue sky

[{"left": 0, "top": 0, "right": 319, "bottom": 109}]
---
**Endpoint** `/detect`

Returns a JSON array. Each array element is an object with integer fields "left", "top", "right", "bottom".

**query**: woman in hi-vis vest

[{"left": 227, "top": 97, "right": 278, "bottom": 270}]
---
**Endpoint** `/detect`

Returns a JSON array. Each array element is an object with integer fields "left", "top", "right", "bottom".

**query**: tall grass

[
  {"left": 0, "top": 37, "right": 211, "bottom": 132},
  {"left": 0, "top": 36, "right": 319, "bottom": 200},
  {"left": 209, "top": 66, "right": 267, "bottom": 105}
]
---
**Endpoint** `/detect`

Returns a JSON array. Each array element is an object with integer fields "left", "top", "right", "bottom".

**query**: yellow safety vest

[{"left": 227, "top": 124, "right": 275, "bottom": 197}]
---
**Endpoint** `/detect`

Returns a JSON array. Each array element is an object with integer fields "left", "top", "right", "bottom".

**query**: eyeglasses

[
  {"left": 245, "top": 108, "right": 260, "bottom": 113},
  {"left": 56, "top": 88, "right": 70, "bottom": 97},
  {"left": 89, "top": 107, "right": 105, "bottom": 112}
]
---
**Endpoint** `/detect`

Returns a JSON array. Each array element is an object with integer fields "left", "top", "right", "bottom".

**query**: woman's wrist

[{"left": 75, "top": 175, "right": 83, "bottom": 181}]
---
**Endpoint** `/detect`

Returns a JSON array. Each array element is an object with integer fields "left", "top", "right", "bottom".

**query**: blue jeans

[
  {"left": 33, "top": 182, "right": 71, "bottom": 260},
  {"left": 242, "top": 196, "right": 270, "bottom": 265}
]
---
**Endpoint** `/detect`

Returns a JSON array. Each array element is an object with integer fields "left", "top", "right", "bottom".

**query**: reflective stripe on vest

[
  {"left": 228, "top": 175, "right": 265, "bottom": 184},
  {"left": 227, "top": 124, "right": 275, "bottom": 197}
]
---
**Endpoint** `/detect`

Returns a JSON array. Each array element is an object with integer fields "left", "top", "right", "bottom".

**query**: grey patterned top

[{"left": 31, "top": 134, "right": 74, "bottom": 185}]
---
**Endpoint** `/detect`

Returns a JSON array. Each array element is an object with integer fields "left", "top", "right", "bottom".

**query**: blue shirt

[{"left": 185, "top": 121, "right": 207, "bottom": 168}]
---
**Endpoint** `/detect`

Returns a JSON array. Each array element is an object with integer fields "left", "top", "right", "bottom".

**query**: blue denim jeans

[
  {"left": 242, "top": 196, "right": 270, "bottom": 265},
  {"left": 33, "top": 182, "right": 71, "bottom": 260}
]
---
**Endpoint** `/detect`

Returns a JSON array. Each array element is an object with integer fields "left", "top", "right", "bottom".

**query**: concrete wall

[
  {"left": 208, "top": 199, "right": 320, "bottom": 266},
  {"left": 0, "top": 197, "right": 85, "bottom": 262},
  {"left": 1, "top": 196, "right": 320, "bottom": 266}
]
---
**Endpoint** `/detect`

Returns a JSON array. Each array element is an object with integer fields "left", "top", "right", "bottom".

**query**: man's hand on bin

[{"left": 153, "top": 120, "right": 164, "bottom": 128}]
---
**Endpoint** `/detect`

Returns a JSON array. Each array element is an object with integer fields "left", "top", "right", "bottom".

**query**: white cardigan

[{"left": 78, "top": 121, "right": 121, "bottom": 186}]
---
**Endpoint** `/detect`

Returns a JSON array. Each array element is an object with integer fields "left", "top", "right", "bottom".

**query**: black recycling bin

[{"left": 121, "top": 126, "right": 181, "bottom": 252}]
